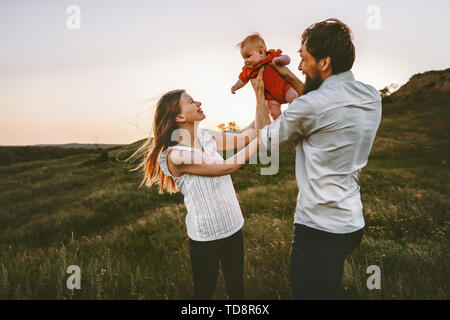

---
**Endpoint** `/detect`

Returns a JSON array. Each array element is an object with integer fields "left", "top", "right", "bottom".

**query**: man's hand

[
  {"left": 250, "top": 67, "right": 265, "bottom": 95},
  {"left": 268, "top": 62, "right": 290, "bottom": 78},
  {"left": 272, "top": 57, "right": 283, "bottom": 66},
  {"left": 272, "top": 55, "right": 291, "bottom": 66},
  {"left": 268, "top": 62, "right": 304, "bottom": 97}
]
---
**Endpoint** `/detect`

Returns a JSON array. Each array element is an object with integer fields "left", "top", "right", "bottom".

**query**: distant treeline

[{"left": 0, "top": 146, "right": 119, "bottom": 167}]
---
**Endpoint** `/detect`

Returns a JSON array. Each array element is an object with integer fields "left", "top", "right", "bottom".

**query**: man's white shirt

[{"left": 261, "top": 71, "right": 382, "bottom": 234}]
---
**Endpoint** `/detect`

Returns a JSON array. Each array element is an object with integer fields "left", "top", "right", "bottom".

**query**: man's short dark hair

[{"left": 301, "top": 18, "right": 355, "bottom": 75}]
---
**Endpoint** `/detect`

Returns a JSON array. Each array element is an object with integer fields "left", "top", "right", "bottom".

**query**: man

[{"left": 251, "top": 18, "right": 382, "bottom": 299}]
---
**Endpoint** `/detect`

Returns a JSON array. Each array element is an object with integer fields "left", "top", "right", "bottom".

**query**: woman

[{"left": 131, "top": 76, "right": 262, "bottom": 299}]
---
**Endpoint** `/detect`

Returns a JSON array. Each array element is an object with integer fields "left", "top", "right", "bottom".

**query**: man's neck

[{"left": 320, "top": 68, "right": 333, "bottom": 81}]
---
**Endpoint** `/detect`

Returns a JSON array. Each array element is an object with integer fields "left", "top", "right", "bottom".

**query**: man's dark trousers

[{"left": 290, "top": 223, "right": 364, "bottom": 300}]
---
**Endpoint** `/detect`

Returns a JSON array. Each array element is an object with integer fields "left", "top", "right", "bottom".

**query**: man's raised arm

[{"left": 250, "top": 66, "right": 316, "bottom": 152}]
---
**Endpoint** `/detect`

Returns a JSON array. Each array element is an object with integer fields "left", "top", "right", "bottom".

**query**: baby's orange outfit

[{"left": 238, "top": 49, "right": 293, "bottom": 104}]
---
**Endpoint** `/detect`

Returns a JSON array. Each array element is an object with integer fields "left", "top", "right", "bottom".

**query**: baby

[{"left": 231, "top": 33, "right": 298, "bottom": 120}]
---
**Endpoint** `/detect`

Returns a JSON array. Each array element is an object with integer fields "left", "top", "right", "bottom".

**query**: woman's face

[{"left": 177, "top": 92, "right": 205, "bottom": 123}]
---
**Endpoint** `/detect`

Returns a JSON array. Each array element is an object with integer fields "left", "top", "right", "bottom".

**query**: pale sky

[{"left": 1, "top": 0, "right": 449, "bottom": 145}]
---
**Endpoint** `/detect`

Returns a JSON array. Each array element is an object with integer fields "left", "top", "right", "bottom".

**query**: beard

[{"left": 303, "top": 73, "right": 323, "bottom": 95}]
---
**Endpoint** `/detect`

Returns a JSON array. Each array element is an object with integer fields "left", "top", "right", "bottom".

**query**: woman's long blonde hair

[{"left": 128, "top": 89, "right": 185, "bottom": 194}]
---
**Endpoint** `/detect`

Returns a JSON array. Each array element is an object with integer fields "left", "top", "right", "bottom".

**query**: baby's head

[{"left": 237, "top": 33, "right": 267, "bottom": 68}]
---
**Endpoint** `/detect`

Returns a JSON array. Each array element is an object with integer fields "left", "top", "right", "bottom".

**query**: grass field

[{"left": 0, "top": 90, "right": 448, "bottom": 300}]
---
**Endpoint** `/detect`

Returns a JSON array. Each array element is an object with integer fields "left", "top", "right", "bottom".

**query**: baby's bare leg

[
  {"left": 267, "top": 100, "right": 282, "bottom": 120},
  {"left": 285, "top": 87, "right": 299, "bottom": 103}
]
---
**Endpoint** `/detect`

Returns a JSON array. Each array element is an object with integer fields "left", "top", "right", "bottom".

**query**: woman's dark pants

[{"left": 189, "top": 229, "right": 244, "bottom": 300}]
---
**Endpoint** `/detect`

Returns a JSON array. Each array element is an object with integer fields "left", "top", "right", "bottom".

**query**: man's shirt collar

[{"left": 320, "top": 70, "right": 355, "bottom": 89}]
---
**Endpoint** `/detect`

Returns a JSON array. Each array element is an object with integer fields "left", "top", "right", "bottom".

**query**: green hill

[
  {"left": 0, "top": 69, "right": 448, "bottom": 300},
  {"left": 0, "top": 146, "right": 107, "bottom": 167}
]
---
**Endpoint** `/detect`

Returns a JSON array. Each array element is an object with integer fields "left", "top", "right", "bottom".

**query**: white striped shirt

[{"left": 159, "top": 128, "right": 244, "bottom": 241}]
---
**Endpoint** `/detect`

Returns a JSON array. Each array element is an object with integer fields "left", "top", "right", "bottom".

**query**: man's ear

[
  {"left": 175, "top": 114, "right": 185, "bottom": 123},
  {"left": 318, "top": 56, "right": 332, "bottom": 80},
  {"left": 321, "top": 56, "right": 331, "bottom": 73},
  {"left": 319, "top": 57, "right": 332, "bottom": 73}
]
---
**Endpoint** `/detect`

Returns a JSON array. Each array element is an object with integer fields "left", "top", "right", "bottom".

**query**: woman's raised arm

[
  {"left": 205, "top": 121, "right": 256, "bottom": 151},
  {"left": 167, "top": 137, "right": 259, "bottom": 177}
]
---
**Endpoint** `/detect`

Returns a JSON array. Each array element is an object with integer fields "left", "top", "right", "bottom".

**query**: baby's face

[{"left": 240, "top": 44, "right": 265, "bottom": 68}]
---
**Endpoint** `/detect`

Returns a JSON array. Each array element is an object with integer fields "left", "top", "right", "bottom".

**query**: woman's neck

[{"left": 177, "top": 121, "right": 201, "bottom": 149}]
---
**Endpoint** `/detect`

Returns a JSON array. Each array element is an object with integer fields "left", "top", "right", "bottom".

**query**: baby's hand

[{"left": 231, "top": 79, "right": 246, "bottom": 94}]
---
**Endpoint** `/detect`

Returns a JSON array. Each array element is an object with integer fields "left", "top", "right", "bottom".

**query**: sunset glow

[{"left": 1, "top": 0, "right": 449, "bottom": 145}]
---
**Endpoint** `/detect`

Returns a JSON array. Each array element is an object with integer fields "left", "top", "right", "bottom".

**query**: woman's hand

[{"left": 250, "top": 67, "right": 265, "bottom": 95}]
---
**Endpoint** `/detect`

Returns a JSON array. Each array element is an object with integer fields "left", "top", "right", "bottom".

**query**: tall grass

[{"left": 0, "top": 91, "right": 448, "bottom": 299}]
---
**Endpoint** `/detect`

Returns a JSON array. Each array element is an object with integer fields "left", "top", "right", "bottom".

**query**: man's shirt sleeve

[{"left": 260, "top": 97, "right": 317, "bottom": 151}]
